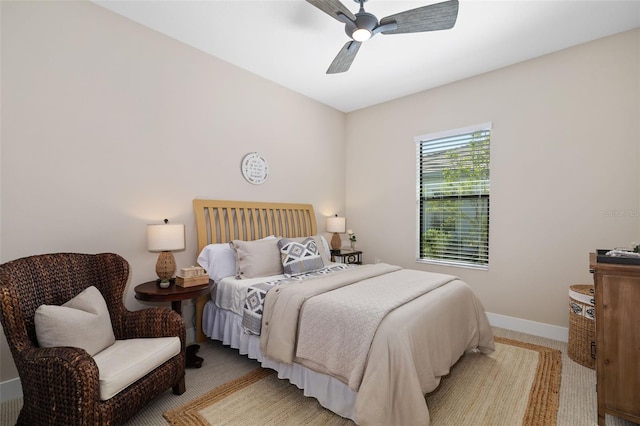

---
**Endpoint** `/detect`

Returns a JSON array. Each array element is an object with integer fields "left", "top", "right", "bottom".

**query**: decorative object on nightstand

[
  {"left": 326, "top": 214, "right": 346, "bottom": 250},
  {"left": 331, "top": 249, "right": 363, "bottom": 265},
  {"left": 176, "top": 266, "right": 209, "bottom": 287},
  {"left": 347, "top": 229, "right": 356, "bottom": 251},
  {"left": 147, "top": 219, "right": 185, "bottom": 288}
]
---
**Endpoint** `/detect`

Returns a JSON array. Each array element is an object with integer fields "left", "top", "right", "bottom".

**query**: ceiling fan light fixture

[
  {"left": 307, "top": 0, "right": 460, "bottom": 74},
  {"left": 352, "top": 28, "right": 371, "bottom": 41}
]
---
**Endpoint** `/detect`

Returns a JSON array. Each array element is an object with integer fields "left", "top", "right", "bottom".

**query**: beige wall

[
  {"left": 345, "top": 29, "right": 640, "bottom": 328},
  {"left": 0, "top": 1, "right": 345, "bottom": 382}
]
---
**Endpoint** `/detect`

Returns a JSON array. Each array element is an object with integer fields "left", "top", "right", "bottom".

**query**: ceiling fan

[{"left": 306, "top": 0, "right": 459, "bottom": 74}]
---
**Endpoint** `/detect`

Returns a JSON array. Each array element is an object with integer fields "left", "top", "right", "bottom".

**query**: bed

[{"left": 193, "top": 199, "right": 494, "bottom": 426}]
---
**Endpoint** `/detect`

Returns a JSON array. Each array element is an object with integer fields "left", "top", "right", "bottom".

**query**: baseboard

[
  {"left": 0, "top": 316, "right": 566, "bottom": 403},
  {"left": 0, "top": 377, "right": 22, "bottom": 402},
  {"left": 486, "top": 312, "right": 568, "bottom": 342}
]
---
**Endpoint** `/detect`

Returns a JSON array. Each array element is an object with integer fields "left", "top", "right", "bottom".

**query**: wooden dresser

[{"left": 589, "top": 253, "right": 640, "bottom": 425}]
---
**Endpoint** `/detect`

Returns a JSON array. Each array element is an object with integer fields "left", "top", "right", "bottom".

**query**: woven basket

[{"left": 568, "top": 284, "right": 595, "bottom": 369}]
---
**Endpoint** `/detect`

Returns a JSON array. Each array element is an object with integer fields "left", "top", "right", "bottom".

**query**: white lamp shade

[
  {"left": 147, "top": 224, "right": 185, "bottom": 252},
  {"left": 326, "top": 216, "right": 346, "bottom": 233}
]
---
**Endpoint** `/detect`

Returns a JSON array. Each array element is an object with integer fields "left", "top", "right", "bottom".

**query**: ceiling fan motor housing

[{"left": 345, "top": 11, "right": 378, "bottom": 40}]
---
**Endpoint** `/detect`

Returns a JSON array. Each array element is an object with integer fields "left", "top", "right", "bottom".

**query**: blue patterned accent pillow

[{"left": 278, "top": 237, "right": 325, "bottom": 277}]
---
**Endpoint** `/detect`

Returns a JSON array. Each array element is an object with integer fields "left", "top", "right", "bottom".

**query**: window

[{"left": 415, "top": 123, "right": 491, "bottom": 268}]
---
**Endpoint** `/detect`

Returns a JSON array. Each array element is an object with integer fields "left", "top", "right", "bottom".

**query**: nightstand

[{"left": 330, "top": 249, "right": 363, "bottom": 265}]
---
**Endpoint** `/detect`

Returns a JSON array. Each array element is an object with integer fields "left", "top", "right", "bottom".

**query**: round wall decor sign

[{"left": 241, "top": 152, "right": 269, "bottom": 185}]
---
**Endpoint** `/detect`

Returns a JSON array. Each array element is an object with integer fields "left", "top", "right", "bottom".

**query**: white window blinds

[{"left": 415, "top": 123, "right": 491, "bottom": 268}]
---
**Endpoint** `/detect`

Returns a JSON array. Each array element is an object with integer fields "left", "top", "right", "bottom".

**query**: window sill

[{"left": 416, "top": 258, "right": 489, "bottom": 271}]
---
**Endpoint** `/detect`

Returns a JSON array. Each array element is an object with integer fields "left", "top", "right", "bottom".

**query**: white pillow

[
  {"left": 198, "top": 236, "right": 277, "bottom": 283},
  {"left": 197, "top": 243, "right": 236, "bottom": 283},
  {"left": 34, "top": 286, "right": 116, "bottom": 356}
]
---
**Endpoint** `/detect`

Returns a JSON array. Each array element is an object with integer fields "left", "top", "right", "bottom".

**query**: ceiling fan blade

[
  {"left": 306, "top": 0, "right": 356, "bottom": 24},
  {"left": 379, "top": 0, "right": 459, "bottom": 35},
  {"left": 327, "top": 41, "right": 362, "bottom": 74}
]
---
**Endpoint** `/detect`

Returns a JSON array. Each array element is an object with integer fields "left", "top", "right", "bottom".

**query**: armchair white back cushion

[{"left": 34, "top": 286, "right": 115, "bottom": 356}]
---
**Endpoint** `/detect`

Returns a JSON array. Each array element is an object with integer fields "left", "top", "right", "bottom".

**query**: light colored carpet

[
  {"left": 1, "top": 327, "right": 637, "bottom": 425},
  {"left": 163, "top": 336, "right": 560, "bottom": 426}
]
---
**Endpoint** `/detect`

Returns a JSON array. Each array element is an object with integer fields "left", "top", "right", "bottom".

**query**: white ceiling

[{"left": 94, "top": 0, "right": 640, "bottom": 112}]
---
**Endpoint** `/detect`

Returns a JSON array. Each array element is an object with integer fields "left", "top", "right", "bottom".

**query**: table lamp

[
  {"left": 326, "top": 215, "right": 346, "bottom": 250},
  {"left": 147, "top": 219, "right": 185, "bottom": 287}
]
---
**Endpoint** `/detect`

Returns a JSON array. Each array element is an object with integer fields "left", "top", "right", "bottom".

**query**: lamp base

[
  {"left": 330, "top": 232, "right": 342, "bottom": 250},
  {"left": 156, "top": 251, "right": 176, "bottom": 282}
]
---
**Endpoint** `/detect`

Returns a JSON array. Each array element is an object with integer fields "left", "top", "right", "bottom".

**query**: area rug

[{"left": 164, "top": 336, "right": 561, "bottom": 426}]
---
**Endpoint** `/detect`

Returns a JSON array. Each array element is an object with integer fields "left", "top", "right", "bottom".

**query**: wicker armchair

[{"left": 0, "top": 253, "right": 186, "bottom": 425}]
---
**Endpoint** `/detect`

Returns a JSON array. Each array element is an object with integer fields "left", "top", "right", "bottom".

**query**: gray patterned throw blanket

[{"left": 242, "top": 263, "right": 354, "bottom": 335}]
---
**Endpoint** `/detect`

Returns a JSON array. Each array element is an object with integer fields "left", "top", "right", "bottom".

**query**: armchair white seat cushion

[{"left": 93, "top": 337, "right": 181, "bottom": 401}]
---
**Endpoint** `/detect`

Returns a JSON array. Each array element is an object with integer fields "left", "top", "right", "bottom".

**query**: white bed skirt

[{"left": 202, "top": 300, "right": 358, "bottom": 422}]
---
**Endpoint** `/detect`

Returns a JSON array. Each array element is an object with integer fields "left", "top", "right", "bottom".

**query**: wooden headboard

[
  {"left": 192, "top": 199, "right": 318, "bottom": 341},
  {"left": 193, "top": 199, "right": 317, "bottom": 250}
]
